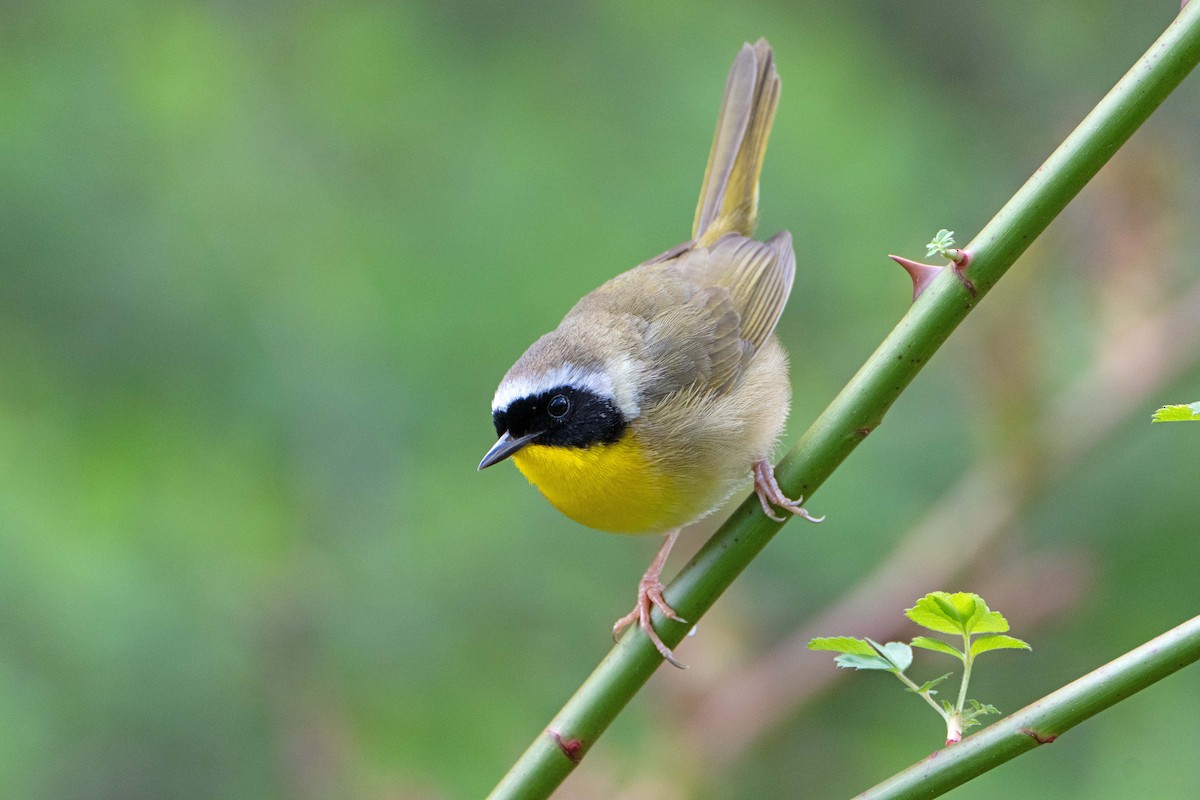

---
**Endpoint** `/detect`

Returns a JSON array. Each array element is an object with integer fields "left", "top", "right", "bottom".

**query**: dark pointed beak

[{"left": 478, "top": 431, "right": 538, "bottom": 470}]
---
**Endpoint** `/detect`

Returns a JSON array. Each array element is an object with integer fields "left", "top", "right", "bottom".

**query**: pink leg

[
  {"left": 753, "top": 459, "right": 824, "bottom": 523},
  {"left": 612, "top": 529, "right": 689, "bottom": 668}
]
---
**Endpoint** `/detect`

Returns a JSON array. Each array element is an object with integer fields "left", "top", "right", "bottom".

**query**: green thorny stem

[{"left": 488, "top": 6, "right": 1200, "bottom": 799}]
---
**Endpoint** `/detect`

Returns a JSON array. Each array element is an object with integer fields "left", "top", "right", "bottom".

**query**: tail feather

[{"left": 691, "top": 39, "right": 780, "bottom": 246}]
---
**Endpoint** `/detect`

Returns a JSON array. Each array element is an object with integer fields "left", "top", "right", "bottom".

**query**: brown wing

[
  {"left": 641, "top": 286, "right": 747, "bottom": 400},
  {"left": 680, "top": 230, "right": 795, "bottom": 354},
  {"left": 638, "top": 230, "right": 794, "bottom": 400},
  {"left": 562, "top": 229, "right": 794, "bottom": 401}
]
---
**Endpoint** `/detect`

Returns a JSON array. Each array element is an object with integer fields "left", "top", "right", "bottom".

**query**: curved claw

[
  {"left": 756, "top": 488, "right": 787, "bottom": 522},
  {"left": 612, "top": 574, "right": 688, "bottom": 669},
  {"left": 753, "top": 459, "right": 824, "bottom": 524}
]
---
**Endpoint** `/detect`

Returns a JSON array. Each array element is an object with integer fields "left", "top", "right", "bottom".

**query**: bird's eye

[{"left": 547, "top": 394, "right": 571, "bottom": 420}]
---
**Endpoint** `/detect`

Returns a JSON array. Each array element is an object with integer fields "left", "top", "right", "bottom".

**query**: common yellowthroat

[{"left": 479, "top": 39, "right": 819, "bottom": 667}]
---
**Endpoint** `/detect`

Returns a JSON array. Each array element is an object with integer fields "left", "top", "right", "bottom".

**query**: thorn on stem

[
  {"left": 548, "top": 729, "right": 585, "bottom": 763},
  {"left": 889, "top": 253, "right": 977, "bottom": 301},
  {"left": 890, "top": 254, "right": 944, "bottom": 301},
  {"left": 1019, "top": 727, "right": 1058, "bottom": 745}
]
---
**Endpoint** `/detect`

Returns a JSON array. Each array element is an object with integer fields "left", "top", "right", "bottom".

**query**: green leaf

[
  {"left": 963, "top": 596, "right": 1009, "bottom": 635},
  {"left": 907, "top": 592, "right": 967, "bottom": 634},
  {"left": 970, "top": 635, "right": 1032, "bottom": 657},
  {"left": 808, "top": 636, "right": 878, "bottom": 656},
  {"left": 907, "top": 592, "right": 1009, "bottom": 635},
  {"left": 962, "top": 699, "right": 1001, "bottom": 726},
  {"left": 906, "top": 673, "right": 953, "bottom": 695},
  {"left": 936, "top": 592, "right": 974, "bottom": 624},
  {"left": 911, "top": 636, "right": 966, "bottom": 661},
  {"left": 813, "top": 637, "right": 915, "bottom": 672},
  {"left": 925, "top": 229, "right": 956, "bottom": 258},
  {"left": 834, "top": 653, "right": 896, "bottom": 671},
  {"left": 1152, "top": 402, "right": 1200, "bottom": 422},
  {"left": 868, "top": 639, "right": 913, "bottom": 672}
]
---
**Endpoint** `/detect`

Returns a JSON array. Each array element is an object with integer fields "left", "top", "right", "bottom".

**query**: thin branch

[
  {"left": 855, "top": 614, "right": 1200, "bottom": 800},
  {"left": 487, "top": 6, "right": 1200, "bottom": 798},
  {"left": 679, "top": 273, "right": 1200, "bottom": 768}
]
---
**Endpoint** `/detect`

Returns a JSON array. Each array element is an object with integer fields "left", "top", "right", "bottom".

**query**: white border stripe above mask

[{"left": 493, "top": 363, "right": 630, "bottom": 416}]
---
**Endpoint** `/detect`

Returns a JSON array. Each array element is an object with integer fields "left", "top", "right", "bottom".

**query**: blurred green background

[{"left": 3, "top": 1, "right": 1199, "bottom": 798}]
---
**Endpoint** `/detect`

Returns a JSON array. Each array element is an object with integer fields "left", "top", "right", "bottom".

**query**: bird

[{"left": 478, "top": 39, "right": 819, "bottom": 667}]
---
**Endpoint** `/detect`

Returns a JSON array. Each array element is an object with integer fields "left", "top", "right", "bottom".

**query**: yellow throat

[{"left": 511, "top": 432, "right": 696, "bottom": 535}]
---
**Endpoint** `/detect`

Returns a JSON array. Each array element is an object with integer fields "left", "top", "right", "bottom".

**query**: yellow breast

[{"left": 512, "top": 432, "right": 706, "bottom": 534}]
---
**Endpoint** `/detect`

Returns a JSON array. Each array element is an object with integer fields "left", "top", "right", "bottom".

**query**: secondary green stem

[
  {"left": 894, "top": 670, "right": 948, "bottom": 721},
  {"left": 487, "top": 6, "right": 1200, "bottom": 798},
  {"left": 856, "top": 613, "right": 1200, "bottom": 800},
  {"left": 955, "top": 634, "right": 973, "bottom": 715}
]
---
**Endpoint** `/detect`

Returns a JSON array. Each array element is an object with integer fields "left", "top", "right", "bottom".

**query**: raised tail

[{"left": 691, "top": 39, "right": 780, "bottom": 247}]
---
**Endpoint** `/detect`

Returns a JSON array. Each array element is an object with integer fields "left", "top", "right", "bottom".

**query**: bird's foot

[
  {"left": 613, "top": 571, "right": 688, "bottom": 669},
  {"left": 753, "top": 459, "right": 824, "bottom": 523}
]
